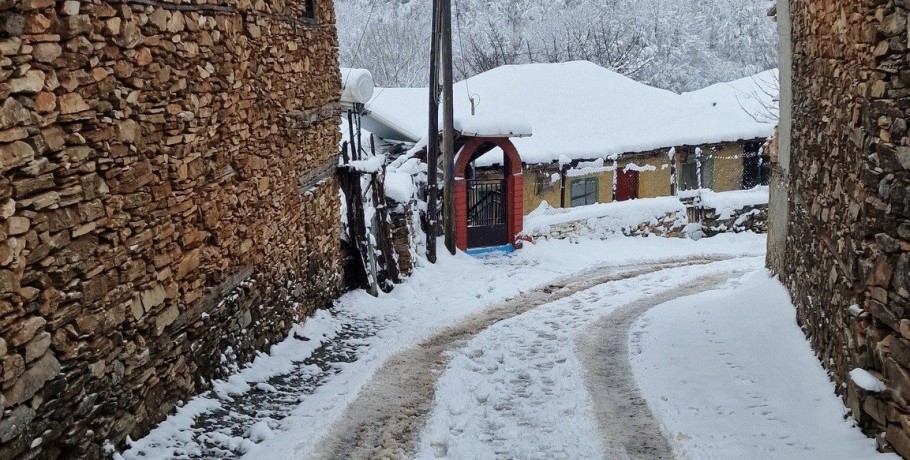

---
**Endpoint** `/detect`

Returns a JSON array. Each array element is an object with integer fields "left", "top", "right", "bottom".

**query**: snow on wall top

[
  {"left": 454, "top": 113, "right": 532, "bottom": 138},
  {"left": 363, "top": 61, "right": 777, "bottom": 166}
]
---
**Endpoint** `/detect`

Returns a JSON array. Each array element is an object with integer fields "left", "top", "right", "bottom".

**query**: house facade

[
  {"left": 360, "top": 62, "right": 776, "bottom": 230},
  {"left": 519, "top": 139, "right": 769, "bottom": 214}
]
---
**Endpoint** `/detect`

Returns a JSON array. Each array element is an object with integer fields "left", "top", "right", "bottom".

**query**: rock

[
  {"left": 10, "top": 70, "right": 45, "bottom": 94},
  {"left": 897, "top": 147, "right": 910, "bottom": 170},
  {"left": 0, "top": 127, "right": 27, "bottom": 143},
  {"left": 140, "top": 284, "right": 166, "bottom": 311},
  {"left": 23, "top": 332, "right": 50, "bottom": 363},
  {"left": 20, "top": 0, "right": 53, "bottom": 10},
  {"left": 34, "top": 92, "right": 56, "bottom": 113},
  {"left": 32, "top": 43, "right": 61, "bottom": 63},
  {"left": 153, "top": 304, "right": 179, "bottom": 336},
  {"left": 3, "top": 352, "right": 60, "bottom": 406},
  {"left": 0, "top": 270, "right": 19, "bottom": 295},
  {"left": 57, "top": 93, "right": 90, "bottom": 114},
  {"left": 889, "top": 423, "right": 910, "bottom": 458},
  {"left": 6, "top": 216, "right": 29, "bottom": 236},
  {"left": 0, "top": 38, "right": 20, "bottom": 56},
  {"left": 0, "top": 141, "right": 34, "bottom": 173},
  {"left": 176, "top": 250, "right": 200, "bottom": 280},
  {"left": 5, "top": 316, "right": 46, "bottom": 347},
  {"left": 117, "top": 119, "right": 141, "bottom": 144},
  {"left": 0, "top": 99, "right": 30, "bottom": 130},
  {"left": 60, "top": 1, "right": 79, "bottom": 16},
  {"left": 0, "top": 405, "right": 35, "bottom": 443}
]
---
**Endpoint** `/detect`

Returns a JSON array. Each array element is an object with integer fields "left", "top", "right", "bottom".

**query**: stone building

[
  {"left": 0, "top": 0, "right": 342, "bottom": 457},
  {"left": 771, "top": 0, "right": 910, "bottom": 456}
]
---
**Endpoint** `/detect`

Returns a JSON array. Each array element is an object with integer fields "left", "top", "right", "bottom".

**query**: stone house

[
  {"left": 770, "top": 0, "right": 910, "bottom": 457},
  {"left": 360, "top": 61, "right": 776, "bottom": 216},
  {"left": 0, "top": 0, "right": 342, "bottom": 457}
]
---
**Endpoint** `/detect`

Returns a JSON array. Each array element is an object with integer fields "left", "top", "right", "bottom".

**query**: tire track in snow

[
  {"left": 577, "top": 271, "right": 741, "bottom": 460},
  {"left": 309, "top": 256, "right": 735, "bottom": 460}
]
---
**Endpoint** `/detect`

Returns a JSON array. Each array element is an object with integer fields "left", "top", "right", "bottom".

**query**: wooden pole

[
  {"left": 426, "top": 0, "right": 440, "bottom": 263},
  {"left": 441, "top": 0, "right": 456, "bottom": 254}
]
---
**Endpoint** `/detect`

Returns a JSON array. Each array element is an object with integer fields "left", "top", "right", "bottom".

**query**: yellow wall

[
  {"left": 707, "top": 144, "right": 745, "bottom": 192},
  {"left": 523, "top": 164, "right": 563, "bottom": 214},
  {"left": 518, "top": 141, "right": 752, "bottom": 214},
  {"left": 621, "top": 154, "right": 671, "bottom": 199}
]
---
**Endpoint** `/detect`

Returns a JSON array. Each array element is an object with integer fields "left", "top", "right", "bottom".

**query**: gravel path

[
  {"left": 311, "top": 257, "right": 733, "bottom": 460},
  {"left": 576, "top": 271, "right": 738, "bottom": 460}
]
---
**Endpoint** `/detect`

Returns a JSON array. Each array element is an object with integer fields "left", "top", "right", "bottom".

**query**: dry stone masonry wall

[
  {"left": 0, "top": 0, "right": 342, "bottom": 457},
  {"left": 780, "top": 0, "right": 910, "bottom": 456}
]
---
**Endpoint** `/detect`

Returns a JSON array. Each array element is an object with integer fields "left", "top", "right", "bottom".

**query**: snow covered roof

[
  {"left": 363, "top": 61, "right": 777, "bottom": 166},
  {"left": 682, "top": 69, "right": 779, "bottom": 126}
]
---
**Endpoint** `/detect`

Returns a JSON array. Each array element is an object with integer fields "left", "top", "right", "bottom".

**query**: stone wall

[
  {"left": 700, "top": 204, "right": 768, "bottom": 236},
  {"left": 0, "top": 0, "right": 342, "bottom": 457},
  {"left": 778, "top": 0, "right": 910, "bottom": 456}
]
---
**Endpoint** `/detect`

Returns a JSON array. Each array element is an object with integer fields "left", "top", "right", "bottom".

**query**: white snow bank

[
  {"left": 699, "top": 186, "right": 769, "bottom": 210},
  {"left": 523, "top": 197, "right": 687, "bottom": 237},
  {"left": 850, "top": 368, "right": 887, "bottom": 393},
  {"left": 632, "top": 271, "right": 895, "bottom": 460},
  {"left": 698, "top": 186, "right": 769, "bottom": 219},
  {"left": 454, "top": 113, "right": 532, "bottom": 138}
]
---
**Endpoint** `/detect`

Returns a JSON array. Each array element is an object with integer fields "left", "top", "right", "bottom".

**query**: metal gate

[{"left": 466, "top": 178, "right": 508, "bottom": 248}]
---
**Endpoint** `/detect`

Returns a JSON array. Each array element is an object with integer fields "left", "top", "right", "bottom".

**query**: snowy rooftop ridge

[{"left": 363, "top": 61, "right": 778, "bottom": 166}]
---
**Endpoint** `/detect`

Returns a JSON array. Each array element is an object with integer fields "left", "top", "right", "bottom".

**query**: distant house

[{"left": 360, "top": 61, "right": 778, "bottom": 214}]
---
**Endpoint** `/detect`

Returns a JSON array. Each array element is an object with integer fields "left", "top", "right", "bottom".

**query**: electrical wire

[{"left": 452, "top": 0, "right": 477, "bottom": 112}]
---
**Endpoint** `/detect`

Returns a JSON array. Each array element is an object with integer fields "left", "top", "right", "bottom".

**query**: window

[
  {"left": 303, "top": 0, "right": 316, "bottom": 21},
  {"left": 742, "top": 142, "right": 770, "bottom": 189},
  {"left": 570, "top": 178, "right": 598, "bottom": 207},
  {"left": 677, "top": 149, "right": 713, "bottom": 191},
  {"left": 535, "top": 170, "right": 554, "bottom": 195}
]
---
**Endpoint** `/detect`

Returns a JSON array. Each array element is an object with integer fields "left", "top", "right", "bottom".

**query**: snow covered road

[
  {"left": 121, "top": 234, "right": 890, "bottom": 460},
  {"left": 318, "top": 257, "right": 736, "bottom": 460}
]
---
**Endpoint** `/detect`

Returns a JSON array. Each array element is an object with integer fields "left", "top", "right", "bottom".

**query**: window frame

[
  {"left": 303, "top": 0, "right": 317, "bottom": 23},
  {"left": 535, "top": 170, "right": 554, "bottom": 195},
  {"left": 570, "top": 177, "right": 599, "bottom": 207}
]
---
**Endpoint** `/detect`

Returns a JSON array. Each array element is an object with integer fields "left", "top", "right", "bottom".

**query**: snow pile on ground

[
  {"left": 631, "top": 271, "right": 895, "bottom": 460},
  {"left": 365, "top": 61, "right": 776, "bottom": 166},
  {"left": 523, "top": 197, "right": 688, "bottom": 239}
]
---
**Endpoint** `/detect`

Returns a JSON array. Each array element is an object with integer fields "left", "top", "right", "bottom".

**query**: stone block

[
  {"left": 0, "top": 142, "right": 34, "bottom": 174},
  {"left": 3, "top": 352, "right": 60, "bottom": 406}
]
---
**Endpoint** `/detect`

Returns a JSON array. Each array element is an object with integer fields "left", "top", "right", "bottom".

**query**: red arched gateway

[{"left": 453, "top": 136, "right": 524, "bottom": 251}]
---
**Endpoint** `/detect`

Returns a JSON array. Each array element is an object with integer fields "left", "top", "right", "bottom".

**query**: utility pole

[
  {"left": 426, "top": 0, "right": 440, "bottom": 263},
  {"left": 440, "top": 0, "right": 456, "bottom": 254}
]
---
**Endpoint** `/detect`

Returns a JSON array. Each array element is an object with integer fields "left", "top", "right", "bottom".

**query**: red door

[{"left": 616, "top": 170, "right": 639, "bottom": 202}]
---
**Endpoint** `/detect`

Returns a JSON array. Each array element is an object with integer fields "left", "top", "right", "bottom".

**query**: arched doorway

[{"left": 453, "top": 137, "right": 524, "bottom": 251}]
